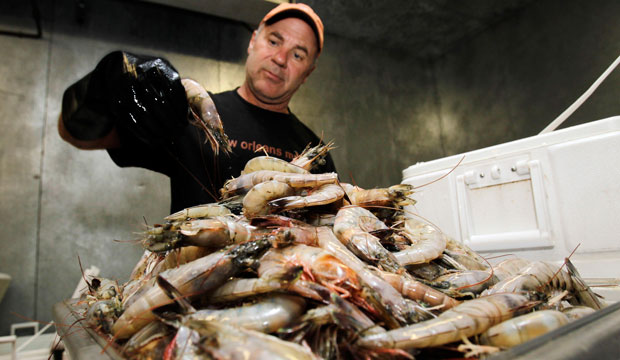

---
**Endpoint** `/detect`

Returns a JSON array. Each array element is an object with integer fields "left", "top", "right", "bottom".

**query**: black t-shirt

[{"left": 108, "top": 89, "right": 336, "bottom": 213}]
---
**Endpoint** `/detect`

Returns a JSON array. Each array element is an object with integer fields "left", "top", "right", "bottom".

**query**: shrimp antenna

[
  {"left": 413, "top": 155, "right": 465, "bottom": 189},
  {"left": 77, "top": 254, "right": 93, "bottom": 291}
]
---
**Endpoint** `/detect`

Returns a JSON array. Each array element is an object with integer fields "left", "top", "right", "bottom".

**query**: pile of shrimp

[{"left": 76, "top": 142, "right": 606, "bottom": 360}]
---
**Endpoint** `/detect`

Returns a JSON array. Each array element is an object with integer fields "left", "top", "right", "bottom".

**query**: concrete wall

[{"left": 0, "top": 0, "right": 617, "bottom": 335}]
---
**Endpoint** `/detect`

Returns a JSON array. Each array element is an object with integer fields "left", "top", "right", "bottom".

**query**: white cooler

[{"left": 402, "top": 116, "right": 620, "bottom": 303}]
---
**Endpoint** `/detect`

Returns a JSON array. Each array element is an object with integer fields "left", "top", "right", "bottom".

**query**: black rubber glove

[{"left": 61, "top": 51, "right": 189, "bottom": 146}]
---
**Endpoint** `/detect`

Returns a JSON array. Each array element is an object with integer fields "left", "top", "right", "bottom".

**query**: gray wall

[{"left": 0, "top": 0, "right": 617, "bottom": 335}]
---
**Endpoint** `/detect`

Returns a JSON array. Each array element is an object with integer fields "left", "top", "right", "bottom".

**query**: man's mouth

[{"left": 264, "top": 69, "right": 283, "bottom": 82}]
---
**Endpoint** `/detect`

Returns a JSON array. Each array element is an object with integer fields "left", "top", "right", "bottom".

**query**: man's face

[{"left": 244, "top": 17, "right": 318, "bottom": 106}]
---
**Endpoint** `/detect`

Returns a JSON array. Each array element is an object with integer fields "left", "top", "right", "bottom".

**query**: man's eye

[
  {"left": 269, "top": 39, "right": 278, "bottom": 46},
  {"left": 293, "top": 52, "right": 305, "bottom": 61}
]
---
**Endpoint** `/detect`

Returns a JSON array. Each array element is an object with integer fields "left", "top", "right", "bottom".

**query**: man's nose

[{"left": 272, "top": 48, "right": 287, "bottom": 67}]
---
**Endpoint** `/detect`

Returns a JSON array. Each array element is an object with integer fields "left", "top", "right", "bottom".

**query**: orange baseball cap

[{"left": 260, "top": 3, "right": 324, "bottom": 56}]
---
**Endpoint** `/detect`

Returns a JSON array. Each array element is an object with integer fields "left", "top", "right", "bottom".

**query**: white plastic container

[{"left": 402, "top": 116, "right": 620, "bottom": 302}]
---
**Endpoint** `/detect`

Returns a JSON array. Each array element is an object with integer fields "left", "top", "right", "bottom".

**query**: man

[{"left": 58, "top": 3, "right": 337, "bottom": 213}]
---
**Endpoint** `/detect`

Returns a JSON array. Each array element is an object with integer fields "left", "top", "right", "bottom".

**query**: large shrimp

[
  {"left": 242, "top": 156, "right": 309, "bottom": 175},
  {"left": 221, "top": 170, "right": 339, "bottom": 198},
  {"left": 479, "top": 309, "right": 569, "bottom": 348},
  {"left": 372, "top": 268, "right": 461, "bottom": 310},
  {"left": 182, "top": 78, "right": 231, "bottom": 155},
  {"left": 315, "top": 227, "right": 432, "bottom": 327},
  {"left": 492, "top": 257, "right": 532, "bottom": 281},
  {"left": 482, "top": 261, "right": 572, "bottom": 299},
  {"left": 333, "top": 205, "right": 402, "bottom": 272},
  {"left": 187, "top": 294, "right": 306, "bottom": 333},
  {"left": 143, "top": 216, "right": 257, "bottom": 252},
  {"left": 342, "top": 183, "right": 416, "bottom": 208},
  {"left": 164, "top": 203, "right": 231, "bottom": 222},
  {"left": 112, "top": 237, "right": 272, "bottom": 339},
  {"left": 174, "top": 319, "right": 320, "bottom": 360},
  {"left": 269, "top": 183, "right": 345, "bottom": 211},
  {"left": 357, "top": 293, "right": 531, "bottom": 350},
  {"left": 431, "top": 270, "right": 499, "bottom": 298},
  {"left": 242, "top": 180, "right": 295, "bottom": 217},
  {"left": 444, "top": 237, "right": 489, "bottom": 270},
  {"left": 391, "top": 218, "right": 447, "bottom": 266},
  {"left": 290, "top": 140, "right": 335, "bottom": 171},
  {"left": 211, "top": 244, "right": 374, "bottom": 313},
  {"left": 482, "top": 260, "right": 601, "bottom": 309}
]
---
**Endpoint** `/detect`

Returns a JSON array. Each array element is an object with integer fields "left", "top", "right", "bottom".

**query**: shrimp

[
  {"left": 565, "top": 257, "right": 604, "bottom": 310},
  {"left": 280, "top": 295, "right": 395, "bottom": 360},
  {"left": 112, "top": 237, "right": 272, "bottom": 339},
  {"left": 269, "top": 183, "right": 345, "bottom": 211},
  {"left": 243, "top": 180, "right": 295, "bottom": 217},
  {"left": 143, "top": 216, "right": 257, "bottom": 252},
  {"left": 444, "top": 237, "right": 489, "bottom": 270},
  {"left": 188, "top": 294, "right": 306, "bottom": 333},
  {"left": 482, "top": 261, "right": 576, "bottom": 301},
  {"left": 85, "top": 298, "right": 123, "bottom": 333},
  {"left": 357, "top": 293, "right": 530, "bottom": 350},
  {"left": 333, "top": 206, "right": 402, "bottom": 273},
  {"left": 123, "top": 321, "right": 172, "bottom": 358},
  {"left": 392, "top": 218, "right": 447, "bottom": 266},
  {"left": 372, "top": 268, "right": 461, "bottom": 310},
  {"left": 316, "top": 227, "right": 432, "bottom": 327},
  {"left": 122, "top": 247, "right": 213, "bottom": 309},
  {"left": 213, "top": 245, "right": 369, "bottom": 310},
  {"left": 242, "top": 156, "right": 309, "bottom": 175},
  {"left": 182, "top": 78, "right": 231, "bottom": 155},
  {"left": 343, "top": 183, "right": 416, "bottom": 208},
  {"left": 479, "top": 310, "right": 569, "bottom": 348},
  {"left": 290, "top": 140, "right": 335, "bottom": 171},
  {"left": 175, "top": 319, "right": 320, "bottom": 360},
  {"left": 492, "top": 258, "right": 532, "bottom": 281},
  {"left": 221, "top": 170, "right": 339, "bottom": 198},
  {"left": 431, "top": 270, "right": 499, "bottom": 298},
  {"left": 164, "top": 203, "right": 231, "bottom": 221},
  {"left": 561, "top": 306, "right": 596, "bottom": 321}
]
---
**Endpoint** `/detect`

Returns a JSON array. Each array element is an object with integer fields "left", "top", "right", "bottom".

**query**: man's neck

[{"left": 237, "top": 84, "right": 290, "bottom": 114}]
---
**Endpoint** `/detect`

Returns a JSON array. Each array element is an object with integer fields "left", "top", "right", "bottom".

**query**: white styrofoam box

[{"left": 402, "top": 116, "right": 620, "bottom": 302}]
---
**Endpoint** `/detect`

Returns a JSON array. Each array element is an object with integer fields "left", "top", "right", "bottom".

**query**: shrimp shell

[
  {"left": 290, "top": 140, "right": 335, "bottom": 171},
  {"left": 316, "top": 227, "right": 431, "bottom": 326},
  {"left": 242, "top": 156, "right": 309, "bottom": 175},
  {"left": 345, "top": 184, "right": 416, "bottom": 207},
  {"left": 243, "top": 180, "right": 295, "bottom": 217},
  {"left": 357, "top": 293, "right": 530, "bottom": 350},
  {"left": 479, "top": 309, "right": 569, "bottom": 348},
  {"left": 182, "top": 78, "right": 231, "bottom": 155},
  {"left": 188, "top": 294, "right": 306, "bottom": 333},
  {"left": 482, "top": 261, "right": 574, "bottom": 299},
  {"left": 431, "top": 270, "right": 499, "bottom": 297},
  {"left": 221, "top": 170, "right": 338, "bottom": 197},
  {"left": 333, "top": 206, "right": 401, "bottom": 272},
  {"left": 164, "top": 203, "right": 231, "bottom": 221},
  {"left": 269, "top": 183, "right": 345, "bottom": 211},
  {"left": 374, "top": 269, "right": 461, "bottom": 310},
  {"left": 392, "top": 218, "right": 447, "bottom": 266},
  {"left": 177, "top": 320, "right": 320, "bottom": 360}
]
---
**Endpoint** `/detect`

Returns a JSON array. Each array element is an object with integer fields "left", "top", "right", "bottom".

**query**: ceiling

[
  {"left": 0, "top": 0, "right": 537, "bottom": 59},
  {"left": 304, "top": 0, "right": 537, "bottom": 58}
]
